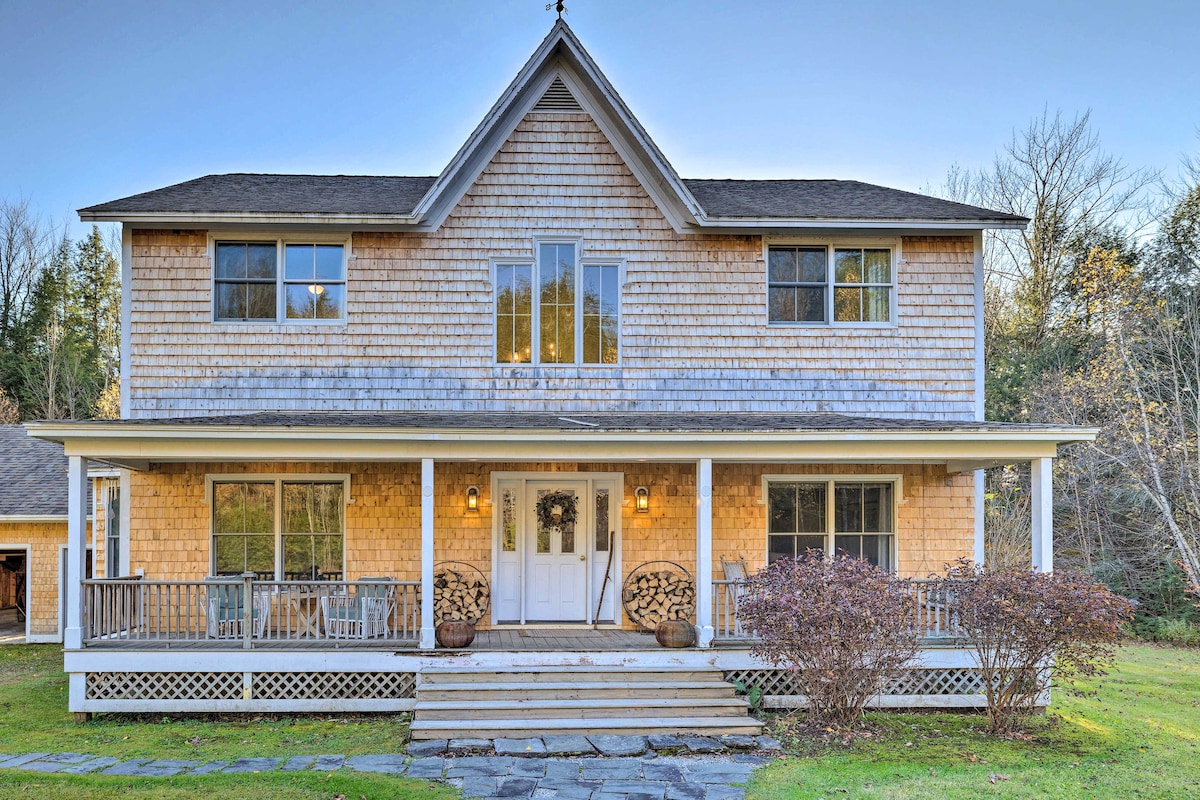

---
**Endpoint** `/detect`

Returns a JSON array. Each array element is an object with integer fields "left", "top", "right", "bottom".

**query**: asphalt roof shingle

[
  {"left": 74, "top": 411, "right": 1068, "bottom": 434},
  {"left": 682, "top": 179, "right": 1026, "bottom": 222},
  {"left": 79, "top": 173, "right": 1025, "bottom": 224},
  {"left": 79, "top": 174, "right": 437, "bottom": 216},
  {"left": 0, "top": 425, "right": 72, "bottom": 517}
]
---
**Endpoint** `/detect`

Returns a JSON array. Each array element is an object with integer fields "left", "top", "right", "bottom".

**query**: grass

[
  {"left": 746, "top": 644, "right": 1200, "bottom": 799},
  {"left": 0, "top": 645, "right": 411, "bottom": 760},
  {"left": 0, "top": 644, "right": 454, "bottom": 799},
  {"left": 2, "top": 644, "right": 1198, "bottom": 799}
]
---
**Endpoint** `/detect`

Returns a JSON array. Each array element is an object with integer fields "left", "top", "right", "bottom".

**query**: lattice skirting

[
  {"left": 724, "top": 668, "right": 991, "bottom": 709},
  {"left": 85, "top": 671, "right": 417, "bottom": 702}
]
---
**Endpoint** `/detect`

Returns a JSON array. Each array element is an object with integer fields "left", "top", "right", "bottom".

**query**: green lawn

[
  {"left": 1, "top": 644, "right": 1197, "bottom": 799},
  {"left": 747, "top": 644, "right": 1200, "bottom": 799},
  {"left": 0, "top": 644, "right": 453, "bottom": 799}
]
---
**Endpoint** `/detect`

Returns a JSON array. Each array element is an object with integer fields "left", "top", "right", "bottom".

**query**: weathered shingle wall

[{"left": 126, "top": 112, "right": 977, "bottom": 418}]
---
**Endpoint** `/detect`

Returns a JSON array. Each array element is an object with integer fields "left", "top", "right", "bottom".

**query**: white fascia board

[
  {"left": 26, "top": 422, "right": 1098, "bottom": 466},
  {"left": 77, "top": 211, "right": 421, "bottom": 226},
  {"left": 690, "top": 218, "right": 1029, "bottom": 231},
  {"left": 0, "top": 514, "right": 68, "bottom": 523}
]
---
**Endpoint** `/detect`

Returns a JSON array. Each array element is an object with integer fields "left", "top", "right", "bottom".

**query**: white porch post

[
  {"left": 420, "top": 458, "right": 436, "bottom": 649},
  {"left": 64, "top": 455, "right": 89, "bottom": 650},
  {"left": 695, "top": 458, "right": 714, "bottom": 648},
  {"left": 973, "top": 468, "right": 986, "bottom": 567},
  {"left": 1031, "top": 457, "right": 1053, "bottom": 573}
]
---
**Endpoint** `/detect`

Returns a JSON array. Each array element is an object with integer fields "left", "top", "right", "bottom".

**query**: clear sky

[{"left": 1, "top": 0, "right": 1197, "bottom": 236}]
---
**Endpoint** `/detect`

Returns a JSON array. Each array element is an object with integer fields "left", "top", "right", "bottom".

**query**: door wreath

[{"left": 535, "top": 490, "right": 578, "bottom": 529}]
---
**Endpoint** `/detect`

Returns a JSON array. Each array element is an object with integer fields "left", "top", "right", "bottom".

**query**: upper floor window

[
  {"left": 768, "top": 245, "right": 894, "bottom": 325},
  {"left": 214, "top": 239, "right": 347, "bottom": 323},
  {"left": 495, "top": 239, "right": 620, "bottom": 365},
  {"left": 766, "top": 478, "right": 895, "bottom": 569}
]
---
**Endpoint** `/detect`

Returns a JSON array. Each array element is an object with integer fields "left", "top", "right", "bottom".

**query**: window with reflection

[
  {"left": 211, "top": 478, "right": 346, "bottom": 579},
  {"left": 214, "top": 240, "right": 347, "bottom": 323},
  {"left": 767, "top": 245, "right": 893, "bottom": 324},
  {"left": 494, "top": 240, "right": 620, "bottom": 365},
  {"left": 766, "top": 479, "right": 895, "bottom": 569}
]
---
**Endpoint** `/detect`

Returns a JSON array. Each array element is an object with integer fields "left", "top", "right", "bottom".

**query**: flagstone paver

[
  {"left": 60, "top": 756, "right": 121, "bottom": 774},
  {"left": 313, "top": 754, "right": 346, "bottom": 771},
  {"left": 0, "top": 733, "right": 773, "bottom": 798},
  {"left": 223, "top": 757, "right": 283, "bottom": 774},
  {"left": 282, "top": 755, "right": 316, "bottom": 771}
]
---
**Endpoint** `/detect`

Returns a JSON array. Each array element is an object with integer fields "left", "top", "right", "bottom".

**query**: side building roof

[{"left": 0, "top": 425, "right": 91, "bottom": 518}]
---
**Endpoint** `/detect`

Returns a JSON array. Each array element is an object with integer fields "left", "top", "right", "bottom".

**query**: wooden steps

[{"left": 410, "top": 666, "right": 763, "bottom": 740}]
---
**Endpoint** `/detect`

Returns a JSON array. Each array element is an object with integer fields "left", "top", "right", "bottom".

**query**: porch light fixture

[
  {"left": 466, "top": 485, "right": 480, "bottom": 512},
  {"left": 635, "top": 486, "right": 649, "bottom": 513}
]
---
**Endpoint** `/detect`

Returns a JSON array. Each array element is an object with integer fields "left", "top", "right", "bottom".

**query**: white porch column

[
  {"left": 64, "top": 455, "right": 89, "bottom": 650},
  {"left": 419, "top": 458, "right": 436, "bottom": 649},
  {"left": 695, "top": 458, "right": 714, "bottom": 647},
  {"left": 973, "top": 468, "right": 986, "bottom": 567},
  {"left": 1030, "top": 457, "right": 1053, "bottom": 573}
]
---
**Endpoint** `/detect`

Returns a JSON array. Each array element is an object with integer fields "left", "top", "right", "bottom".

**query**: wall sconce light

[
  {"left": 466, "top": 486, "right": 480, "bottom": 512},
  {"left": 634, "top": 486, "right": 649, "bottom": 513}
]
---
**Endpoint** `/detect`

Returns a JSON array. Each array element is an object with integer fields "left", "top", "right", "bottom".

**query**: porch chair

[
  {"left": 198, "top": 577, "right": 269, "bottom": 640},
  {"left": 320, "top": 577, "right": 395, "bottom": 639},
  {"left": 720, "top": 555, "right": 750, "bottom": 638}
]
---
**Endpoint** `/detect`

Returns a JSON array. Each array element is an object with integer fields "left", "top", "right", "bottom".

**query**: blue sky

[{"left": 1, "top": 0, "right": 1197, "bottom": 236}]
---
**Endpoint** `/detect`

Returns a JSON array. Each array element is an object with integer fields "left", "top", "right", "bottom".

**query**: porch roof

[{"left": 26, "top": 413, "right": 1095, "bottom": 472}]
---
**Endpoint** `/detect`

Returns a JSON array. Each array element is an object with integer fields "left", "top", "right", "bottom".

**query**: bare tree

[
  {"left": 0, "top": 197, "right": 57, "bottom": 349},
  {"left": 945, "top": 110, "right": 1157, "bottom": 348}
]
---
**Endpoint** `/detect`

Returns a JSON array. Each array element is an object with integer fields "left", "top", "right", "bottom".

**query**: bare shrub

[
  {"left": 940, "top": 559, "right": 1134, "bottom": 732},
  {"left": 738, "top": 552, "right": 921, "bottom": 728}
]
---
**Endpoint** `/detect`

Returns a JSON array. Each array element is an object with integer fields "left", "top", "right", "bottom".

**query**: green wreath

[{"left": 536, "top": 490, "right": 578, "bottom": 529}]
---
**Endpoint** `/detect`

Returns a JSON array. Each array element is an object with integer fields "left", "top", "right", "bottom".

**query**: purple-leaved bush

[
  {"left": 738, "top": 551, "right": 921, "bottom": 727},
  {"left": 937, "top": 559, "right": 1135, "bottom": 732}
]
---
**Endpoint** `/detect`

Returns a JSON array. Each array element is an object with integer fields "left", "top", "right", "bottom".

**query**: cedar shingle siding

[{"left": 126, "top": 113, "right": 978, "bottom": 419}]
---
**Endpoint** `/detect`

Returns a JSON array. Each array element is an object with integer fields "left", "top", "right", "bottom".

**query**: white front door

[{"left": 524, "top": 480, "right": 589, "bottom": 622}]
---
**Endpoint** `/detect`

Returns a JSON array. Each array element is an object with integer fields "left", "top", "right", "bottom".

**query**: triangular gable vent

[{"left": 533, "top": 76, "right": 584, "bottom": 112}]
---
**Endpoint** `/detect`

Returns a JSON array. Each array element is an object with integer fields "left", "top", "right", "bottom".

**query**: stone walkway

[{"left": 0, "top": 734, "right": 782, "bottom": 800}]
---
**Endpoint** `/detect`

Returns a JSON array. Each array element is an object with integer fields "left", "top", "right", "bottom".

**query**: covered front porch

[{"left": 28, "top": 412, "right": 1091, "bottom": 715}]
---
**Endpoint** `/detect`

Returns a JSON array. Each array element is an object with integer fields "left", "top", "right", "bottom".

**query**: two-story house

[{"left": 29, "top": 22, "right": 1092, "bottom": 736}]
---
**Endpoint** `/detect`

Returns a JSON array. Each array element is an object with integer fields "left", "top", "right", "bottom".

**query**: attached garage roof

[{"left": 0, "top": 425, "right": 73, "bottom": 517}]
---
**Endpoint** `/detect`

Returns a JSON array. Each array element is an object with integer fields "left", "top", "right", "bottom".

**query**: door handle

[{"left": 579, "top": 554, "right": 586, "bottom": 561}]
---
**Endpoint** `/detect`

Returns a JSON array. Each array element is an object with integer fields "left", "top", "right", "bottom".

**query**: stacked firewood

[
  {"left": 433, "top": 566, "right": 490, "bottom": 624},
  {"left": 623, "top": 568, "right": 696, "bottom": 628}
]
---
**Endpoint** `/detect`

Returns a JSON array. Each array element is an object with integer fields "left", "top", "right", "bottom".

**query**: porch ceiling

[{"left": 25, "top": 413, "right": 1095, "bottom": 471}]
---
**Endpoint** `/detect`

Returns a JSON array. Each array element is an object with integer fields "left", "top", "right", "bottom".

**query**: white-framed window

[
  {"left": 207, "top": 474, "right": 348, "bottom": 580},
  {"left": 212, "top": 236, "right": 349, "bottom": 323},
  {"left": 766, "top": 241, "right": 897, "bottom": 325},
  {"left": 764, "top": 476, "right": 898, "bottom": 569},
  {"left": 494, "top": 237, "right": 621, "bottom": 365}
]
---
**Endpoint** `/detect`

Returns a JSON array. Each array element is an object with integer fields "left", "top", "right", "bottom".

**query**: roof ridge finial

[{"left": 546, "top": 0, "right": 566, "bottom": 20}]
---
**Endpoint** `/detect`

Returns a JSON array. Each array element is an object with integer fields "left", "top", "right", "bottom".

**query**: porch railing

[
  {"left": 712, "top": 577, "right": 968, "bottom": 642},
  {"left": 81, "top": 575, "right": 421, "bottom": 647}
]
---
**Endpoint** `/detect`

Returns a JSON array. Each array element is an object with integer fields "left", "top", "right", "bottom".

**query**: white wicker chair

[
  {"left": 198, "top": 578, "right": 268, "bottom": 640},
  {"left": 320, "top": 578, "right": 395, "bottom": 639}
]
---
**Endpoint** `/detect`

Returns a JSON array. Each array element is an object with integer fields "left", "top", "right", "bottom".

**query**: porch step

[
  {"left": 418, "top": 680, "right": 735, "bottom": 702},
  {"left": 409, "top": 716, "right": 764, "bottom": 740},
  {"left": 419, "top": 668, "right": 720, "bottom": 684},
  {"left": 416, "top": 696, "right": 750, "bottom": 721},
  {"left": 411, "top": 666, "right": 762, "bottom": 739}
]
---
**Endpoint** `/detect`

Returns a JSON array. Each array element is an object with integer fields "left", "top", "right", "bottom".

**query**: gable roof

[
  {"left": 0, "top": 425, "right": 73, "bottom": 518},
  {"left": 79, "top": 173, "right": 1023, "bottom": 226},
  {"left": 78, "top": 21, "right": 1026, "bottom": 232},
  {"left": 80, "top": 175, "right": 436, "bottom": 218}
]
